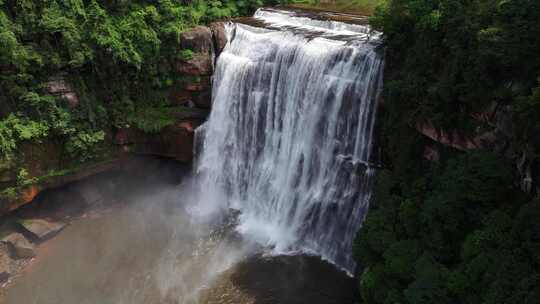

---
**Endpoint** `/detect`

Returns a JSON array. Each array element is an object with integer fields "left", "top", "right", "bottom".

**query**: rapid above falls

[{"left": 195, "top": 8, "right": 384, "bottom": 274}]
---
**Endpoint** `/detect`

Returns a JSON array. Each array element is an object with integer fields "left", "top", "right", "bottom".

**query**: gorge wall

[{"left": 0, "top": 23, "right": 226, "bottom": 216}]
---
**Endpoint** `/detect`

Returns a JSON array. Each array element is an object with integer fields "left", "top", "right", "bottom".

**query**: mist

[{"left": 3, "top": 157, "right": 355, "bottom": 304}]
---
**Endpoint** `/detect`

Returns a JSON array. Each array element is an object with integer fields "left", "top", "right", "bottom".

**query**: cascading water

[{"left": 195, "top": 8, "right": 384, "bottom": 274}]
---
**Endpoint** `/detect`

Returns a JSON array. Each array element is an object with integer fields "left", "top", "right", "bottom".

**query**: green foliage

[
  {"left": 354, "top": 2, "right": 540, "bottom": 302},
  {"left": 66, "top": 130, "right": 105, "bottom": 161},
  {"left": 0, "top": 113, "right": 50, "bottom": 159},
  {"left": 178, "top": 49, "right": 195, "bottom": 61},
  {"left": 16, "top": 168, "right": 38, "bottom": 186},
  {"left": 127, "top": 104, "right": 183, "bottom": 133},
  {"left": 0, "top": 0, "right": 276, "bottom": 174},
  {"left": 0, "top": 187, "right": 18, "bottom": 200},
  {"left": 371, "top": 0, "right": 540, "bottom": 133},
  {"left": 355, "top": 151, "right": 537, "bottom": 303}
]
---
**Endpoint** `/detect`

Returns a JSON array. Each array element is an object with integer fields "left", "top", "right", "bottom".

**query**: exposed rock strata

[{"left": 414, "top": 102, "right": 538, "bottom": 195}]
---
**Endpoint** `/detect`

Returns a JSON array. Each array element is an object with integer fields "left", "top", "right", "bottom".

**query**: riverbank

[{"left": 0, "top": 156, "right": 190, "bottom": 300}]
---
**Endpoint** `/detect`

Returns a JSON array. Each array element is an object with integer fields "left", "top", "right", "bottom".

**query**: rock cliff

[{"left": 0, "top": 23, "right": 226, "bottom": 216}]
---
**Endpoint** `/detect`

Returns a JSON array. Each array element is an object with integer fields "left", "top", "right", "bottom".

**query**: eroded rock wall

[{"left": 0, "top": 23, "right": 226, "bottom": 216}]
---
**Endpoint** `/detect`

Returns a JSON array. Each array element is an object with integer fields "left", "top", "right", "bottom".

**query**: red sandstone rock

[
  {"left": 180, "top": 26, "right": 213, "bottom": 54},
  {"left": 176, "top": 54, "right": 213, "bottom": 76},
  {"left": 179, "top": 122, "right": 194, "bottom": 133}
]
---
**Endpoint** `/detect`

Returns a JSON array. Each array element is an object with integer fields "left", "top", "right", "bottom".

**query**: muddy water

[{"left": 2, "top": 165, "right": 356, "bottom": 304}]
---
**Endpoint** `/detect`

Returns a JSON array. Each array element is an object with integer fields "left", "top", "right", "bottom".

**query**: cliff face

[
  {"left": 414, "top": 102, "right": 537, "bottom": 196},
  {"left": 0, "top": 23, "right": 226, "bottom": 216}
]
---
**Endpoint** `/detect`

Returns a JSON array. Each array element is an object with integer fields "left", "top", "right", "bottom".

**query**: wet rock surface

[
  {"left": 210, "top": 22, "right": 228, "bottom": 56},
  {"left": 17, "top": 219, "right": 66, "bottom": 242},
  {"left": 3, "top": 233, "right": 35, "bottom": 259}
]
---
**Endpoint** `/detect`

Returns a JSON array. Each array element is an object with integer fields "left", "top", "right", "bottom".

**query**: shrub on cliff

[{"left": 0, "top": 0, "right": 275, "bottom": 165}]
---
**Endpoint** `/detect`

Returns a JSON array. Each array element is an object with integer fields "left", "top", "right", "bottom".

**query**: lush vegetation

[
  {"left": 354, "top": 0, "right": 540, "bottom": 303},
  {"left": 0, "top": 0, "right": 281, "bottom": 186}
]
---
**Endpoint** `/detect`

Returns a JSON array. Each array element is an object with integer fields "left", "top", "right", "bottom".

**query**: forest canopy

[{"left": 354, "top": 0, "right": 540, "bottom": 303}]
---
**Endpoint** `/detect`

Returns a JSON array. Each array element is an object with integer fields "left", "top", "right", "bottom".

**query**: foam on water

[{"left": 195, "top": 9, "right": 384, "bottom": 274}]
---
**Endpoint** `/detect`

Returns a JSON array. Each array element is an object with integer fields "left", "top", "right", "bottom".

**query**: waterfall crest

[{"left": 195, "top": 8, "right": 384, "bottom": 273}]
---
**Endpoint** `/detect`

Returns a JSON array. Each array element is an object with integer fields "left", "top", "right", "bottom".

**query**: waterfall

[{"left": 194, "top": 8, "right": 384, "bottom": 274}]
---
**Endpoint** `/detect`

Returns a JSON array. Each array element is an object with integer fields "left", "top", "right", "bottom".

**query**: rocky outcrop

[
  {"left": 415, "top": 102, "right": 539, "bottom": 196},
  {"left": 3, "top": 233, "right": 35, "bottom": 259},
  {"left": 169, "top": 23, "right": 226, "bottom": 109},
  {"left": 210, "top": 22, "right": 228, "bottom": 56},
  {"left": 45, "top": 75, "right": 79, "bottom": 107},
  {"left": 415, "top": 120, "right": 496, "bottom": 151},
  {"left": 176, "top": 26, "right": 214, "bottom": 76},
  {"left": 0, "top": 159, "right": 121, "bottom": 216},
  {"left": 18, "top": 219, "right": 66, "bottom": 241},
  {"left": 114, "top": 121, "right": 198, "bottom": 162},
  {"left": 169, "top": 76, "right": 212, "bottom": 109}
]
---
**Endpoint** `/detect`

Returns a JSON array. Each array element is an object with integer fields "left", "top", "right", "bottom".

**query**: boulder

[
  {"left": 18, "top": 219, "right": 66, "bottom": 241},
  {"left": 3, "top": 233, "right": 35, "bottom": 259},
  {"left": 180, "top": 26, "right": 213, "bottom": 54},
  {"left": 0, "top": 242, "right": 11, "bottom": 283},
  {"left": 176, "top": 26, "right": 215, "bottom": 76}
]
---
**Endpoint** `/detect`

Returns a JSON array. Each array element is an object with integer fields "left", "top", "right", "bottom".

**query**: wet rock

[
  {"left": 3, "top": 233, "right": 35, "bottom": 259},
  {"left": 210, "top": 22, "right": 227, "bottom": 55},
  {"left": 169, "top": 76, "right": 212, "bottom": 108},
  {"left": 0, "top": 242, "right": 11, "bottom": 283},
  {"left": 18, "top": 219, "right": 66, "bottom": 241}
]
